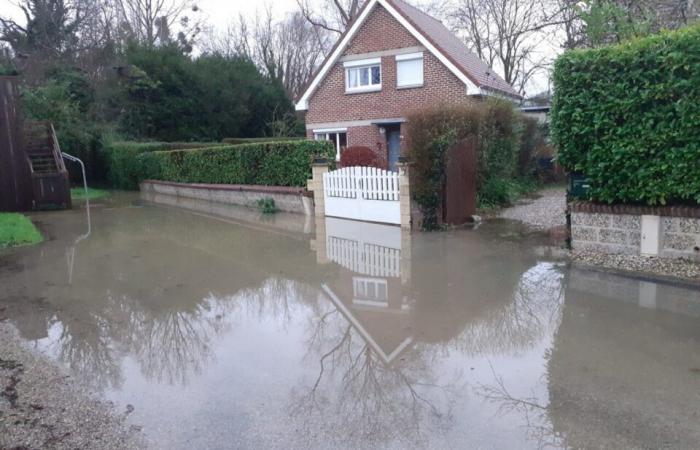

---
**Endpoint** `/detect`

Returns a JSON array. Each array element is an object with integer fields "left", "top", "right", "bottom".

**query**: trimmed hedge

[
  {"left": 101, "top": 141, "right": 223, "bottom": 189},
  {"left": 551, "top": 24, "right": 700, "bottom": 205},
  {"left": 221, "top": 137, "right": 304, "bottom": 145},
  {"left": 139, "top": 140, "right": 334, "bottom": 187}
]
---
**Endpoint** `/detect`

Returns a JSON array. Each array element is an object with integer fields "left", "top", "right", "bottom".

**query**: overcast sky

[
  {"left": 0, "top": 0, "right": 552, "bottom": 95},
  {"left": 0, "top": 0, "right": 301, "bottom": 29}
]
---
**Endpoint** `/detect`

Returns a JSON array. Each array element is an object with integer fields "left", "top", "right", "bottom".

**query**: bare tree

[
  {"left": 297, "top": 0, "right": 365, "bottom": 34},
  {"left": 204, "top": 8, "right": 329, "bottom": 99},
  {"left": 112, "top": 0, "right": 200, "bottom": 46},
  {"left": 453, "top": 0, "right": 562, "bottom": 94}
]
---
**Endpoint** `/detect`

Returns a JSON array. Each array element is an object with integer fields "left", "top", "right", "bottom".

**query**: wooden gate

[
  {"left": 443, "top": 138, "right": 477, "bottom": 225},
  {"left": 323, "top": 166, "right": 400, "bottom": 225}
]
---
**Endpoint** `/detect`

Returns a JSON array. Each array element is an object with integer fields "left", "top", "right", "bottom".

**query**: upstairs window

[
  {"left": 396, "top": 52, "right": 424, "bottom": 88},
  {"left": 344, "top": 58, "right": 381, "bottom": 93}
]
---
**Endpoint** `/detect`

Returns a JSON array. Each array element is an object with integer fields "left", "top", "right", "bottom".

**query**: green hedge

[
  {"left": 139, "top": 140, "right": 334, "bottom": 187},
  {"left": 101, "top": 141, "right": 223, "bottom": 189},
  {"left": 405, "top": 100, "right": 532, "bottom": 228},
  {"left": 551, "top": 24, "right": 700, "bottom": 205},
  {"left": 221, "top": 137, "right": 304, "bottom": 145}
]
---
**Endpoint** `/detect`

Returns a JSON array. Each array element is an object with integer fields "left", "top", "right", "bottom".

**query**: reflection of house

[
  {"left": 316, "top": 216, "right": 546, "bottom": 364},
  {"left": 321, "top": 217, "right": 413, "bottom": 364}
]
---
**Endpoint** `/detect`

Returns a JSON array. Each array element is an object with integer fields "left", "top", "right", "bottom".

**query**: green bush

[
  {"left": 478, "top": 178, "right": 539, "bottom": 209},
  {"left": 551, "top": 24, "right": 700, "bottom": 205},
  {"left": 256, "top": 198, "right": 277, "bottom": 214},
  {"left": 405, "top": 100, "right": 526, "bottom": 229},
  {"left": 138, "top": 140, "right": 334, "bottom": 187},
  {"left": 101, "top": 141, "right": 223, "bottom": 189},
  {"left": 221, "top": 137, "right": 304, "bottom": 145}
]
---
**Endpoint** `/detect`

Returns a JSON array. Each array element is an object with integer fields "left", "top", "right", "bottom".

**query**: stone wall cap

[
  {"left": 569, "top": 201, "right": 700, "bottom": 218},
  {"left": 142, "top": 180, "right": 309, "bottom": 196}
]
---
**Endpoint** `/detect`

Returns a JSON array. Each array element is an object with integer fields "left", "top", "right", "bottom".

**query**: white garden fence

[{"left": 323, "top": 166, "right": 400, "bottom": 225}]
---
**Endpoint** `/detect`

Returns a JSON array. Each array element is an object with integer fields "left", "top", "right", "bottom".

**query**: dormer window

[{"left": 344, "top": 58, "right": 381, "bottom": 93}]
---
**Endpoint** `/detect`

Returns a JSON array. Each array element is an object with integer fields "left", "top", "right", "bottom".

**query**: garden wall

[
  {"left": 140, "top": 180, "right": 314, "bottom": 215},
  {"left": 570, "top": 203, "right": 700, "bottom": 261}
]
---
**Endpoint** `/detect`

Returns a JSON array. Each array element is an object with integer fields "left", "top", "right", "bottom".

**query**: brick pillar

[
  {"left": 397, "top": 160, "right": 411, "bottom": 230},
  {"left": 307, "top": 159, "right": 329, "bottom": 218}
]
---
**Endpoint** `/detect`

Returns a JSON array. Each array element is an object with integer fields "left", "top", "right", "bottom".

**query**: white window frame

[
  {"left": 343, "top": 58, "right": 382, "bottom": 93},
  {"left": 313, "top": 128, "right": 347, "bottom": 161},
  {"left": 353, "top": 277, "right": 389, "bottom": 308},
  {"left": 395, "top": 52, "right": 424, "bottom": 88}
]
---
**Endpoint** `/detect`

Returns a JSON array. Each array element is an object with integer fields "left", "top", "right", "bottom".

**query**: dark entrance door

[{"left": 386, "top": 126, "right": 401, "bottom": 172}]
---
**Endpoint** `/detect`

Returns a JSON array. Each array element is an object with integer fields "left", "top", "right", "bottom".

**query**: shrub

[
  {"left": 101, "top": 141, "right": 223, "bottom": 190},
  {"left": 551, "top": 24, "right": 700, "bottom": 205},
  {"left": 478, "top": 178, "right": 538, "bottom": 209},
  {"left": 256, "top": 198, "right": 277, "bottom": 214},
  {"left": 405, "top": 100, "right": 525, "bottom": 229},
  {"left": 138, "top": 140, "right": 334, "bottom": 187},
  {"left": 339, "top": 146, "right": 386, "bottom": 168}
]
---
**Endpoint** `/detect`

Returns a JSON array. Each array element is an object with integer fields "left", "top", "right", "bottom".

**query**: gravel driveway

[
  {"left": 0, "top": 321, "right": 142, "bottom": 450},
  {"left": 498, "top": 186, "right": 567, "bottom": 231}
]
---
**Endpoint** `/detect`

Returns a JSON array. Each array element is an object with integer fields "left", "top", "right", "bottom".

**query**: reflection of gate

[
  {"left": 323, "top": 167, "right": 400, "bottom": 225},
  {"left": 324, "top": 217, "right": 403, "bottom": 278}
]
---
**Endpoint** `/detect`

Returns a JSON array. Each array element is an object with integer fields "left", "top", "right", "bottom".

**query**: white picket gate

[{"left": 323, "top": 166, "right": 400, "bottom": 225}]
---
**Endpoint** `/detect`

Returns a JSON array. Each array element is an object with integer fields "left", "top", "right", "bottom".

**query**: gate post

[
  {"left": 397, "top": 159, "right": 411, "bottom": 230},
  {"left": 307, "top": 158, "right": 329, "bottom": 218}
]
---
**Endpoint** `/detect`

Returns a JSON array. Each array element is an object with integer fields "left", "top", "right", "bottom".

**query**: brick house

[{"left": 295, "top": 0, "right": 521, "bottom": 171}]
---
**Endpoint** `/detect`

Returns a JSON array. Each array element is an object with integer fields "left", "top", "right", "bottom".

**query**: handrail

[
  {"left": 62, "top": 151, "right": 92, "bottom": 285},
  {"left": 49, "top": 123, "right": 68, "bottom": 172}
]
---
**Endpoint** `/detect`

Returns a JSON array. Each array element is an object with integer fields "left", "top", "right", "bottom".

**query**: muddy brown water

[{"left": 1, "top": 193, "right": 699, "bottom": 449}]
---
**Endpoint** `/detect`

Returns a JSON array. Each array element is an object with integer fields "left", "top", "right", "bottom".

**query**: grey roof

[{"left": 387, "top": 0, "right": 522, "bottom": 99}]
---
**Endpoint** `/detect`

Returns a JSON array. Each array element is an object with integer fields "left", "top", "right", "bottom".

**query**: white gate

[{"left": 323, "top": 166, "right": 400, "bottom": 225}]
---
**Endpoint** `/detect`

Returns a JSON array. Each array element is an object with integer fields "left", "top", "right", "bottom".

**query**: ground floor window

[{"left": 314, "top": 130, "right": 347, "bottom": 161}]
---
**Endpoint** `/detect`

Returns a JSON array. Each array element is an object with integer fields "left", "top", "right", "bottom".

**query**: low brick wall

[
  {"left": 140, "top": 180, "right": 314, "bottom": 215},
  {"left": 570, "top": 202, "right": 700, "bottom": 260}
]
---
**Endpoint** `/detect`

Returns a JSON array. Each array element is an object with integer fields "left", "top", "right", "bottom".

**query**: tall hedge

[
  {"left": 101, "top": 141, "right": 224, "bottom": 190},
  {"left": 551, "top": 24, "right": 700, "bottom": 205},
  {"left": 405, "top": 100, "right": 526, "bottom": 229},
  {"left": 139, "top": 140, "right": 334, "bottom": 187}
]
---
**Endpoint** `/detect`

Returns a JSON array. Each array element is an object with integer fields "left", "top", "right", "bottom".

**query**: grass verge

[
  {"left": 0, "top": 213, "right": 43, "bottom": 248},
  {"left": 71, "top": 187, "right": 111, "bottom": 200}
]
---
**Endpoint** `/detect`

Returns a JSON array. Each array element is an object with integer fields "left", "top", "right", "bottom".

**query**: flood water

[{"left": 1, "top": 193, "right": 699, "bottom": 449}]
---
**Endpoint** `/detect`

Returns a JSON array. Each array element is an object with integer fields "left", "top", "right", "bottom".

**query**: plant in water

[{"left": 256, "top": 198, "right": 277, "bottom": 214}]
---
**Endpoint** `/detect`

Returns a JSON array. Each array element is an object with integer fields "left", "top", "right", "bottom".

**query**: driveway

[{"left": 498, "top": 186, "right": 567, "bottom": 231}]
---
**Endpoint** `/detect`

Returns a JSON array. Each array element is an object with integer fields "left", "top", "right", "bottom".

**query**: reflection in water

[{"left": 1, "top": 194, "right": 699, "bottom": 449}]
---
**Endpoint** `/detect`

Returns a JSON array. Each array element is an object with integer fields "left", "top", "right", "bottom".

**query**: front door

[{"left": 386, "top": 127, "right": 401, "bottom": 172}]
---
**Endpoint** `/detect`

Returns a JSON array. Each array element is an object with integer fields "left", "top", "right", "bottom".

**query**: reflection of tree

[
  {"left": 472, "top": 263, "right": 568, "bottom": 448},
  {"left": 476, "top": 363, "right": 565, "bottom": 449},
  {"left": 44, "top": 276, "right": 320, "bottom": 390},
  {"left": 289, "top": 301, "right": 461, "bottom": 448},
  {"left": 51, "top": 315, "right": 124, "bottom": 390},
  {"left": 450, "top": 263, "right": 566, "bottom": 356},
  {"left": 49, "top": 292, "right": 228, "bottom": 388}
]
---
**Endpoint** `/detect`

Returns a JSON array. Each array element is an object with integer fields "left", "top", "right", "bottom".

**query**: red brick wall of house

[
  {"left": 306, "top": 125, "right": 385, "bottom": 163},
  {"left": 305, "top": 4, "right": 471, "bottom": 126}
]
